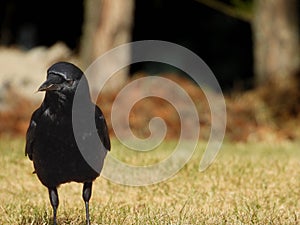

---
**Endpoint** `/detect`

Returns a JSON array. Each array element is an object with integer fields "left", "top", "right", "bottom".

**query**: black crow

[{"left": 25, "top": 62, "right": 111, "bottom": 225}]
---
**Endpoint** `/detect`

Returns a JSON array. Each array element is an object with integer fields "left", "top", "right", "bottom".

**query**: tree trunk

[
  {"left": 80, "top": 0, "right": 134, "bottom": 93},
  {"left": 80, "top": 0, "right": 102, "bottom": 68},
  {"left": 252, "top": 0, "right": 300, "bottom": 84}
]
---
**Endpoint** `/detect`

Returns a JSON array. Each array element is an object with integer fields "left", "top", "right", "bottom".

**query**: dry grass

[{"left": 0, "top": 138, "right": 300, "bottom": 224}]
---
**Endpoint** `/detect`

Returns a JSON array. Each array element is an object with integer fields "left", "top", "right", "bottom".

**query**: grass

[{"left": 0, "top": 137, "right": 299, "bottom": 224}]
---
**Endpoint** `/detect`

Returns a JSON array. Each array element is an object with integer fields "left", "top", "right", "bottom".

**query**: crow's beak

[{"left": 38, "top": 75, "right": 61, "bottom": 92}]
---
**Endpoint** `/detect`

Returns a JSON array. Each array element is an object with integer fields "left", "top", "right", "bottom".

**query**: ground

[
  {"left": 0, "top": 45, "right": 300, "bottom": 224},
  {"left": 0, "top": 139, "right": 299, "bottom": 224}
]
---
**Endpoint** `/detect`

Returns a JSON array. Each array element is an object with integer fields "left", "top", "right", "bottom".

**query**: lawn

[{"left": 0, "top": 138, "right": 299, "bottom": 224}]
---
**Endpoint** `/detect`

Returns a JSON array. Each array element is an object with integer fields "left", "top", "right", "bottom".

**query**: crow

[{"left": 25, "top": 62, "right": 111, "bottom": 225}]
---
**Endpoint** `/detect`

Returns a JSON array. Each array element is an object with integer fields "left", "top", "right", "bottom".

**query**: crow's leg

[
  {"left": 48, "top": 187, "right": 59, "bottom": 225},
  {"left": 82, "top": 182, "right": 93, "bottom": 225}
]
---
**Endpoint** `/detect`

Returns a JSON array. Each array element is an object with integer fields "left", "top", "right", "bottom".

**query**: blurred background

[{"left": 0, "top": 0, "right": 299, "bottom": 142}]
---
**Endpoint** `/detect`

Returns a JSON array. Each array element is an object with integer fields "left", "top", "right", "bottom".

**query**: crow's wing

[
  {"left": 95, "top": 106, "right": 111, "bottom": 151},
  {"left": 25, "top": 107, "right": 43, "bottom": 160}
]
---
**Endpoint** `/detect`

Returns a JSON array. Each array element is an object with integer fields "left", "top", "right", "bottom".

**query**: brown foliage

[{"left": 2, "top": 73, "right": 300, "bottom": 142}]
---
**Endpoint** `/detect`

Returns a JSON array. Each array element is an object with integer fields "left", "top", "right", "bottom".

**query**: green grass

[{"left": 0, "top": 138, "right": 300, "bottom": 224}]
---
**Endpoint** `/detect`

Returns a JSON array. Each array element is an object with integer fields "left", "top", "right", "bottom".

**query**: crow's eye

[{"left": 66, "top": 80, "right": 74, "bottom": 86}]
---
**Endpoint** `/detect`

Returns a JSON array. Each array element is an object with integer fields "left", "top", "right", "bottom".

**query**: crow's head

[{"left": 38, "top": 62, "right": 89, "bottom": 99}]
